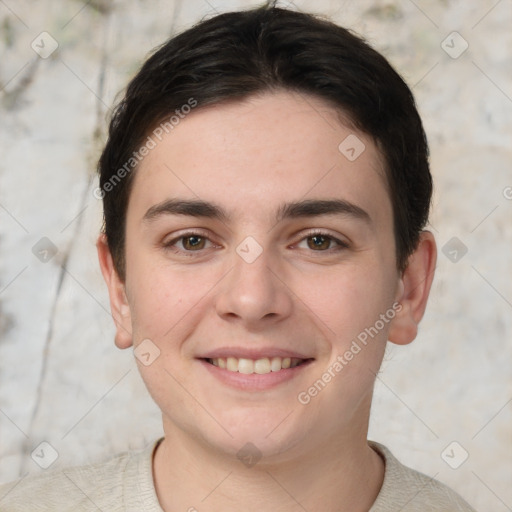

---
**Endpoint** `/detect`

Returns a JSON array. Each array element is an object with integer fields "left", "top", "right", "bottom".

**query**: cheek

[
  {"left": 294, "top": 262, "right": 396, "bottom": 341},
  {"left": 126, "top": 255, "right": 220, "bottom": 344}
]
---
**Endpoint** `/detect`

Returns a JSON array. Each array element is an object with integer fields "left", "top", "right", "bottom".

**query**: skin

[{"left": 98, "top": 90, "right": 436, "bottom": 511}]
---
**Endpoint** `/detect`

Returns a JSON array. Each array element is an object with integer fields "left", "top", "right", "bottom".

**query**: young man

[{"left": 0, "top": 3, "right": 477, "bottom": 511}]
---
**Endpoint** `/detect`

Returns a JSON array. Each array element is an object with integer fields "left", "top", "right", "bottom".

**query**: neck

[{"left": 153, "top": 415, "right": 384, "bottom": 511}]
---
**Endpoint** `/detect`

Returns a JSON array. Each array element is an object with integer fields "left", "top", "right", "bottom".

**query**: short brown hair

[{"left": 98, "top": 4, "right": 432, "bottom": 279}]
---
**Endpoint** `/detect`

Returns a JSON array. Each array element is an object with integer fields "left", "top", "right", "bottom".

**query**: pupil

[
  {"left": 310, "top": 235, "right": 329, "bottom": 250},
  {"left": 186, "top": 236, "right": 202, "bottom": 249}
]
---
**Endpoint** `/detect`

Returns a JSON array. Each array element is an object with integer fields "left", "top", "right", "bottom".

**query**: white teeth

[
  {"left": 226, "top": 357, "right": 238, "bottom": 372},
  {"left": 254, "top": 358, "right": 270, "bottom": 374},
  {"left": 270, "top": 357, "right": 282, "bottom": 372},
  {"left": 208, "top": 356, "right": 305, "bottom": 374},
  {"left": 238, "top": 358, "right": 254, "bottom": 374}
]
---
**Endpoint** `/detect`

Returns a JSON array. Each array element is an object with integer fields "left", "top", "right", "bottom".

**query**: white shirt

[{"left": 0, "top": 438, "right": 477, "bottom": 511}]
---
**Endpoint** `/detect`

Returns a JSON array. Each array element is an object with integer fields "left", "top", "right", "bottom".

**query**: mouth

[{"left": 202, "top": 356, "right": 314, "bottom": 375}]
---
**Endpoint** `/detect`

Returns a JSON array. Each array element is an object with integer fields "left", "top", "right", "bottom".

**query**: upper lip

[{"left": 198, "top": 347, "right": 314, "bottom": 360}]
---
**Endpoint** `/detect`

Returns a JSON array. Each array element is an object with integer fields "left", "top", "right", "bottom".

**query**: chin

[{"left": 205, "top": 411, "right": 311, "bottom": 463}]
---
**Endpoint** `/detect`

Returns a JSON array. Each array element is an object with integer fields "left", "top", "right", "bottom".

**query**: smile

[{"left": 205, "top": 356, "right": 310, "bottom": 374}]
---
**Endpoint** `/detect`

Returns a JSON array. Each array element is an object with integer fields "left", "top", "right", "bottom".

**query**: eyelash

[{"left": 162, "top": 229, "right": 349, "bottom": 257}]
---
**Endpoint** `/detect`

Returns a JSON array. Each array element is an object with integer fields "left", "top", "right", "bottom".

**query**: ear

[
  {"left": 96, "top": 233, "right": 133, "bottom": 349},
  {"left": 388, "top": 231, "right": 437, "bottom": 346}
]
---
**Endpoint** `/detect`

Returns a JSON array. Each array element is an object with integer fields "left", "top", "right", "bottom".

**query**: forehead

[{"left": 128, "top": 90, "right": 391, "bottom": 226}]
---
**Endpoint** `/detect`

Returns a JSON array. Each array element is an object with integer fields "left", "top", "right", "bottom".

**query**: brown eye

[
  {"left": 307, "top": 234, "right": 334, "bottom": 251},
  {"left": 296, "top": 231, "right": 349, "bottom": 254},
  {"left": 182, "top": 235, "right": 206, "bottom": 251},
  {"left": 163, "top": 231, "right": 213, "bottom": 255}
]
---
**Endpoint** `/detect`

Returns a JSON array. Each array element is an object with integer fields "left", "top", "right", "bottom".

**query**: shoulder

[
  {"left": 0, "top": 439, "right": 163, "bottom": 512},
  {"left": 369, "top": 441, "right": 478, "bottom": 512}
]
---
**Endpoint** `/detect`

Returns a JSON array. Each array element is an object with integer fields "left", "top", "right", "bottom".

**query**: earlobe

[
  {"left": 96, "top": 234, "right": 133, "bottom": 349},
  {"left": 388, "top": 231, "right": 437, "bottom": 346}
]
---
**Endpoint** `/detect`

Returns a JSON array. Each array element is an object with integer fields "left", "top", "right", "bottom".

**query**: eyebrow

[{"left": 143, "top": 198, "right": 371, "bottom": 225}]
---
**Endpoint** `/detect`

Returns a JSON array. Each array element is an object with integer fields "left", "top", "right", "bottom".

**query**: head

[{"left": 97, "top": 4, "right": 436, "bottom": 460}]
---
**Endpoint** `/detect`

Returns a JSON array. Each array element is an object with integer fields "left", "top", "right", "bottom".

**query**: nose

[{"left": 215, "top": 244, "right": 293, "bottom": 329}]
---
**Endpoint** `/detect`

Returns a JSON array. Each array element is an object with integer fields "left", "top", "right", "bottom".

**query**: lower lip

[{"left": 198, "top": 359, "right": 314, "bottom": 391}]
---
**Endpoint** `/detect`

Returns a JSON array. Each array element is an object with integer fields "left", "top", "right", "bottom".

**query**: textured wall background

[{"left": 0, "top": 0, "right": 511, "bottom": 510}]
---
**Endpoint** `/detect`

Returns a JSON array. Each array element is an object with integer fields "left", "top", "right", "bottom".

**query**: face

[{"left": 104, "top": 91, "right": 409, "bottom": 461}]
